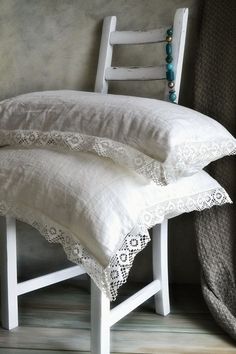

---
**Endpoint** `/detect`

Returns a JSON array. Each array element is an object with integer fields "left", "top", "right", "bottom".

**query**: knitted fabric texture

[{"left": 194, "top": 0, "right": 236, "bottom": 340}]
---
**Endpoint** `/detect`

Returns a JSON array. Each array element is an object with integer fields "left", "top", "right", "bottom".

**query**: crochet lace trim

[
  {"left": 0, "top": 129, "right": 235, "bottom": 185},
  {"left": 0, "top": 187, "right": 231, "bottom": 300}
]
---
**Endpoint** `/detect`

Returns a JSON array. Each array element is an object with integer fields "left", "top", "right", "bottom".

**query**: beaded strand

[{"left": 165, "top": 28, "right": 176, "bottom": 103}]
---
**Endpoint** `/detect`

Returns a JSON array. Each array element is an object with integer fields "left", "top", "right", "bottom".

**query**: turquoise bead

[
  {"left": 166, "top": 43, "right": 172, "bottom": 55},
  {"left": 167, "top": 28, "right": 173, "bottom": 36},
  {"left": 169, "top": 91, "right": 177, "bottom": 102},
  {"left": 166, "top": 63, "right": 173, "bottom": 70},
  {"left": 166, "top": 69, "right": 174, "bottom": 81},
  {"left": 166, "top": 55, "right": 173, "bottom": 63}
]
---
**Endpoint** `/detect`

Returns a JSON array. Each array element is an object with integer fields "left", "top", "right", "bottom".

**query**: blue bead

[
  {"left": 166, "top": 43, "right": 172, "bottom": 55},
  {"left": 166, "top": 69, "right": 174, "bottom": 81},
  {"left": 167, "top": 28, "right": 173, "bottom": 36},
  {"left": 166, "top": 55, "right": 173, "bottom": 63},
  {"left": 169, "top": 91, "right": 177, "bottom": 102},
  {"left": 166, "top": 63, "right": 173, "bottom": 70}
]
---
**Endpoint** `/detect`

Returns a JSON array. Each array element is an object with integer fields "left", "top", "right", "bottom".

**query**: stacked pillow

[
  {"left": 0, "top": 147, "right": 232, "bottom": 299},
  {"left": 0, "top": 90, "right": 235, "bottom": 299},
  {"left": 0, "top": 90, "right": 235, "bottom": 185}
]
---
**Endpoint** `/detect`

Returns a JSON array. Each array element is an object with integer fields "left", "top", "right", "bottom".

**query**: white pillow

[
  {"left": 0, "top": 90, "right": 235, "bottom": 185},
  {"left": 0, "top": 147, "right": 231, "bottom": 300}
]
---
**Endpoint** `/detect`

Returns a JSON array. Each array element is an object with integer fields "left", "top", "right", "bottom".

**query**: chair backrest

[{"left": 95, "top": 8, "right": 188, "bottom": 104}]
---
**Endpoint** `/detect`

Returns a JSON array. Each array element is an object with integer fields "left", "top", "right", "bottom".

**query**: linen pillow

[
  {"left": 0, "top": 147, "right": 231, "bottom": 300},
  {"left": 0, "top": 90, "right": 235, "bottom": 185}
]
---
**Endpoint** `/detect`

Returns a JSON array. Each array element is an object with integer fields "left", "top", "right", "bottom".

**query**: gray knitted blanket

[{"left": 194, "top": 0, "right": 236, "bottom": 339}]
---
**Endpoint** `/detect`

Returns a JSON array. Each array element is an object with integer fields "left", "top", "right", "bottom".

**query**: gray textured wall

[{"left": 0, "top": 0, "right": 202, "bottom": 283}]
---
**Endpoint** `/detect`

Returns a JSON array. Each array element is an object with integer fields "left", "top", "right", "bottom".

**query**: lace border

[
  {"left": 0, "top": 129, "right": 235, "bottom": 185},
  {"left": 0, "top": 187, "right": 231, "bottom": 300}
]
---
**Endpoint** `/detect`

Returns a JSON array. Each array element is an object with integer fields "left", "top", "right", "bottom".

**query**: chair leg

[
  {"left": 91, "top": 280, "right": 110, "bottom": 354},
  {"left": 152, "top": 220, "right": 170, "bottom": 316},
  {"left": 0, "top": 216, "right": 19, "bottom": 329}
]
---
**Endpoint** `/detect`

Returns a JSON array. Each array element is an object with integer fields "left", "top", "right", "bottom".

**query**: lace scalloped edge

[
  {"left": 0, "top": 129, "right": 235, "bottom": 185},
  {"left": 0, "top": 186, "right": 232, "bottom": 301}
]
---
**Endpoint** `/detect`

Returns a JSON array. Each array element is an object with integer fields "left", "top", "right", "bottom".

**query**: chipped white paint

[
  {"left": 169, "top": 8, "right": 189, "bottom": 102},
  {"left": 105, "top": 65, "right": 166, "bottom": 81},
  {"left": 110, "top": 27, "right": 168, "bottom": 45},
  {"left": 95, "top": 8, "right": 188, "bottom": 99},
  {"left": 94, "top": 16, "right": 117, "bottom": 93}
]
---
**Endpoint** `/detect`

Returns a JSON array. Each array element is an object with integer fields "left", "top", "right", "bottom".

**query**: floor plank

[
  {"left": 0, "top": 326, "right": 236, "bottom": 353},
  {"left": 0, "top": 282, "right": 236, "bottom": 353}
]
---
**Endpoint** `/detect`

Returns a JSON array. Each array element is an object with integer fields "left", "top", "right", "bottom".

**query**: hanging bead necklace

[{"left": 165, "top": 28, "right": 176, "bottom": 103}]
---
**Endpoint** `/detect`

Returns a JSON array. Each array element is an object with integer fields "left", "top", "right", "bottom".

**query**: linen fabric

[
  {"left": 0, "top": 147, "right": 231, "bottom": 299},
  {"left": 0, "top": 90, "right": 235, "bottom": 185}
]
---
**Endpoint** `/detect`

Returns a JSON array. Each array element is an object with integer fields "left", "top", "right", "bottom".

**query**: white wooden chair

[{"left": 0, "top": 8, "right": 188, "bottom": 354}]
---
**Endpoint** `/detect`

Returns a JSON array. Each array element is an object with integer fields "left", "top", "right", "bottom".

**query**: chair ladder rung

[
  {"left": 105, "top": 65, "right": 166, "bottom": 81},
  {"left": 110, "top": 279, "right": 161, "bottom": 326},
  {"left": 110, "top": 27, "right": 168, "bottom": 45},
  {"left": 17, "top": 265, "right": 86, "bottom": 296}
]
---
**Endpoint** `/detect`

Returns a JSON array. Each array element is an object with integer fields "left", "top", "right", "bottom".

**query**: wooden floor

[{"left": 0, "top": 280, "right": 236, "bottom": 354}]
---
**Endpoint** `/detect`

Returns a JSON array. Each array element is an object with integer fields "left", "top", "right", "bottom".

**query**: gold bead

[{"left": 166, "top": 35, "right": 172, "bottom": 42}]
